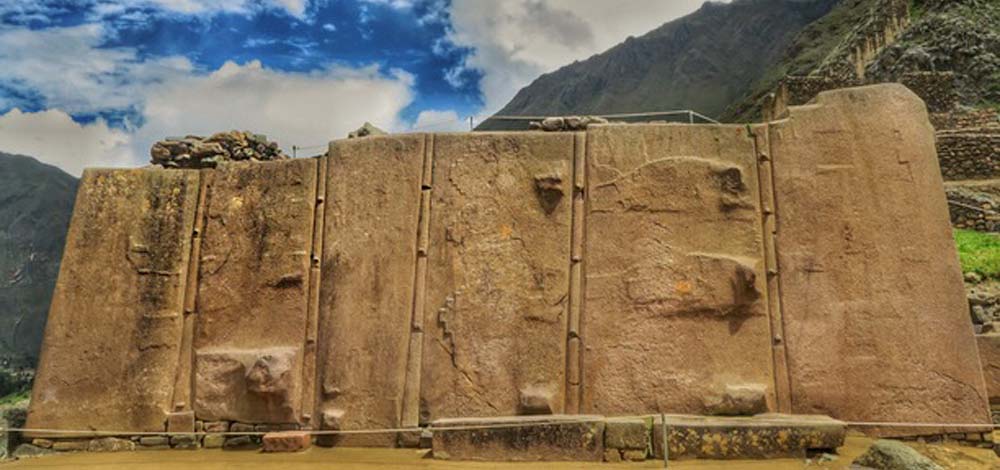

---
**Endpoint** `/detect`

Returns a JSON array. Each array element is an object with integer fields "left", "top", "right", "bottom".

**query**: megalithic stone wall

[{"left": 26, "top": 84, "right": 991, "bottom": 439}]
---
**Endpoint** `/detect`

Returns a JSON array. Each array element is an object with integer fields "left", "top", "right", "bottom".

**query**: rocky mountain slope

[
  {"left": 0, "top": 153, "right": 76, "bottom": 367},
  {"left": 486, "top": 0, "right": 998, "bottom": 125},
  {"left": 478, "top": 0, "right": 840, "bottom": 129}
]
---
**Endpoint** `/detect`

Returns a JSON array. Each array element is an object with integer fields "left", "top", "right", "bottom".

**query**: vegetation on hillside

[{"left": 955, "top": 229, "right": 1000, "bottom": 280}]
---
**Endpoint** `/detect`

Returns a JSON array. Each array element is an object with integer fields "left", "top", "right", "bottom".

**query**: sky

[{"left": 0, "top": 0, "right": 712, "bottom": 176}]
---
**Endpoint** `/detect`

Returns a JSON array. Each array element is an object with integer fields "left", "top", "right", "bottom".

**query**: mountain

[
  {"left": 0, "top": 153, "right": 77, "bottom": 367},
  {"left": 478, "top": 0, "right": 840, "bottom": 130},
  {"left": 483, "top": 0, "right": 999, "bottom": 127}
]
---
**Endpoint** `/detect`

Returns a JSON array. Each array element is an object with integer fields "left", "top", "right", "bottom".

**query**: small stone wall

[
  {"left": 931, "top": 109, "right": 1000, "bottom": 130},
  {"left": 937, "top": 129, "right": 1000, "bottom": 181},
  {"left": 946, "top": 186, "right": 999, "bottom": 232},
  {"left": 900, "top": 72, "right": 956, "bottom": 113}
]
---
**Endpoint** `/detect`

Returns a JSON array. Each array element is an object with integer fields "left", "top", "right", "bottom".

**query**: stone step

[
  {"left": 652, "top": 414, "right": 846, "bottom": 460},
  {"left": 431, "top": 415, "right": 605, "bottom": 462},
  {"left": 429, "top": 413, "right": 846, "bottom": 462}
]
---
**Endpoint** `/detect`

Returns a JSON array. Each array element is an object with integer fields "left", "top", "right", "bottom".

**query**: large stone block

[
  {"left": 651, "top": 414, "right": 845, "bottom": 459},
  {"left": 421, "top": 133, "right": 574, "bottom": 420},
  {"left": 581, "top": 124, "right": 773, "bottom": 416},
  {"left": 194, "top": 347, "right": 300, "bottom": 423},
  {"left": 976, "top": 334, "right": 1000, "bottom": 404},
  {"left": 194, "top": 159, "right": 317, "bottom": 424},
  {"left": 431, "top": 415, "right": 605, "bottom": 461},
  {"left": 770, "top": 84, "right": 991, "bottom": 434},
  {"left": 27, "top": 169, "right": 201, "bottom": 435},
  {"left": 317, "top": 135, "right": 425, "bottom": 446}
]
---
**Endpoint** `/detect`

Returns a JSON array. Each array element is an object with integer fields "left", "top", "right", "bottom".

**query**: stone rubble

[
  {"left": 150, "top": 131, "right": 287, "bottom": 169},
  {"left": 852, "top": 439, "right": 943, "bottom": 470},
  {"left": 529, "top": 116, "right": 609, "bottom": 132},
  {"left": 347, "top": 122, "right": 386, "bottom": 139}
]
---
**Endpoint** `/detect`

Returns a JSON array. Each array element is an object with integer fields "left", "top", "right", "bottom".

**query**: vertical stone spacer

[
  {"left": 301, "top": 155, "right": 327, "bottom": 426},
  {"left": 172, "top": 169, "right": 211, "bottom": 413},
  {"left": 564, "top": 132, "right": 586, "bottom": 414},
  {"left": 402, "top": 133, "right": 434, "bottom": 428},
  {"left": 752, "top": 125, "right": 792, "bottom": 414}
]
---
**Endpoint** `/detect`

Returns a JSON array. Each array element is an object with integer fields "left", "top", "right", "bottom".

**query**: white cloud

[
  {"left": 446, "top": 0, "right": 712, "bottom": 113},
  {"left": 0, "top": 24, "right": 193, "bottom": 117},
  {"left": 0, "top": 21, "right": 417, "bottom": 174},
  {"left": 410, "top": 109, "right": 467, "bottom": 132},
  {"left": 132, "top": 61, "right": 415, "bottom": 159},
  {"left": 322, "top": 23, "right": 337, "bottom": 32},
  {"left": 0, "top": 108, "right": 133, "bottom": 177}
]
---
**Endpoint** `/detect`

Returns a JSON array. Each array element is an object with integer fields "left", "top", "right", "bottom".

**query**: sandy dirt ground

[{"left": 1, "top": 435, "right": 997, "bottom": 469}]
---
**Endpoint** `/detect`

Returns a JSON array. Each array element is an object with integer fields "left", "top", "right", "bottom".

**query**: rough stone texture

[
  {"left": 138, "top": 436, "right": 168, "bottom": 447},
  {"left": 261, "top": 431, "right": 311, "bottom": 452},
  {"left": 422, "top": 133, "right": 573, "bottom": 420},
  {"left": 87, "top": 437, "right": 135, "bottom": 452},
  {"left": 703, "top": 383, "right": 768, "bottom": 416},
  {"left": 898, "top": 71, "right": 955, "bottom": 113},
  {"left": 12, "top": 444, "right": 54, "bottom": 459},
  {"left": 582, "top": 124, "right": 773, "bottom": 416},
  {"left": 853, "top": 439, "right": 943, "bottom": 470},
  {"left": 223, "top": 435, "right": 258, "bottom": 450},
  {"left": 166, "top": 411, "right": 195, "bottom": 433},
  {"left": 202, "top": 434, "right": 225, "bottom": 449},
  {"left": 151, "top": 131, "right": 287, "bottom": 169},
  {"left": 51, "top": 440, "right": 88, "bottom": 451},
  {"left": 194, "top": 159, "right": 317, "bottom": 424},
  {"left": 26, "top": 169, "right": 200, "bottom": 435},
  {"left": 431, "top": 415, "right": 604, "bottom": 461},
  {"left": 604, "top": 418, "right": 649, "bottom": 451},
  {"left": 317, "top": 135, "right": 424, "bottom": 446},
  {"left": 770, "top": 84, "right": 990, "bottom": 433},
  {"left": 651, "top": 414, "right": 846, "bottom": 459},
  {"left": 170, "top": 435, "right": 199, "bottom": 449},
  {"left": 977, "top": 334, "right": 1000, "bottom": 405},
  {"left": 936, "top": 129, "right": 1000, "bottom": 181}
]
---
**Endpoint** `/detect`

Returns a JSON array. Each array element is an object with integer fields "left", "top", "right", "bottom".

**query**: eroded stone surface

[
  {"left": 431, "top": 415, "right": 604, "bottom": 461},
  {"left": 27, "top": 169, "right": 200, "bottom": 435},
  {"left": 262, "top": 431, "right": 311, "bottom": 452},
  {"left": 317, "top": 135, "right": 425, "bottom": 446},
  {"left": 770, "top": 84, "right": 991, "bottom": 433},
  {"left": 194, "top": 348, "right": 299, "bottom": 423},
  {"left": 422, "top": 133, "right": 573, "bottom": 420},
  {"left": 194, "top": 159, "right": 317, "bottom": 424},
  {"left": 582, "top": 125, "right": 773, "bottom": 416},
  {"left": 651, "top": 414, "right": 845, "bottom": 459},
  {"left": 977, "top": 334, "right": 1000, "bottom": 404}
]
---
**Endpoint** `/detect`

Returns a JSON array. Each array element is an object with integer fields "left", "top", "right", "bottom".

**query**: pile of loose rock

[
  {"left": 150, "top": 131, "right": 288, "bottom": 169},
  {"left": 529, "top": 116, "right": 609, "bottom": 132}
]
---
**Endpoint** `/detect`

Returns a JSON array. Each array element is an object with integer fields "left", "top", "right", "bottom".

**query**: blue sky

[{"left": 0, "top": 0, "right": 709, "bottom": 175}]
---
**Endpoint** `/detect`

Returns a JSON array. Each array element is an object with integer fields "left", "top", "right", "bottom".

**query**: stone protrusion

[
  {"left": 262, "top": 431, "right": 312, "bottom": 452},
  {"left": 518, "top": 387, "right": 555, "bottom": 415},
  {"left": 703, "top": 383, "right": 768, "bottom": 416}
]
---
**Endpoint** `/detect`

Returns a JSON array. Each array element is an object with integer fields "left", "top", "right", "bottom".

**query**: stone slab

[
  {"left": 431, "top": 415, "right": 604, "bottom": 461},
  {"left": 769, "top": 84, "right": 991, "bottom": 434},
  {"left": 194, "top": 159, "right": 317, "bottom": 424},
  {"left": 977, "top": 334, "right": 1000, "bottom": 404},
  {"left": 651, "top": 414, "right": 845, "bottom": 459},
  {"left": 316, "top": 135, "right": 425, "bottom": 446},
  {"left": 582, "top": 124, "right": 773, "bottom": 416},
  {"left": 422, "top": 132, "right": 574, "bottom": 420},
  {"left": 26, "top": 169, "right": 201, "bottom": 435},
  {"left": 262, "top": 431, "right": 312, "bottom": 452}
]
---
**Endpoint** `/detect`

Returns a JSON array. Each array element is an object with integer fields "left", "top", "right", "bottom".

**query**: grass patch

[
  {"left": 0, "top": 389, "right": 29, "bottom": 407},
  {"left": 955, "top": 229, "right": 1000, "bottom": 279}
]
